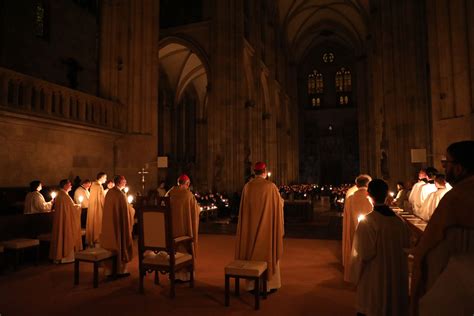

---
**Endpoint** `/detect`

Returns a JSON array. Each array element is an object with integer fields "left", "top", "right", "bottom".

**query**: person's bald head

[{"left": 355, "top": 174, "right": 372, "bottom": 188}]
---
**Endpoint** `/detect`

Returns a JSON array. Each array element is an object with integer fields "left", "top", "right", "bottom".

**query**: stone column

[{"left": 98, "top": 0, "right": 159, "bottom": 192}]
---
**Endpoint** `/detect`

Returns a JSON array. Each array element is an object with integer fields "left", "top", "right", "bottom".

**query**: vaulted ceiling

[
  {"left": 158, "top": 42, "right": 208, "bottom": 109},
  {"left": 277, "top": 0, "right": 369, "bottom": 62}
]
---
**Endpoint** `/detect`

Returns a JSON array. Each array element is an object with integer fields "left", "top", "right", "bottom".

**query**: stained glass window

[
  {"left": 34, "top": 2, "right": 45, "bottom": 37},
  {"left": 323, "top": 52, "right": 335, "bottom": 63}
]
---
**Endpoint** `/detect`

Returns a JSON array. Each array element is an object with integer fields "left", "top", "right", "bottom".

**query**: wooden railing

[{"left": 0, "top": 67, "right": 124, "bottom": 131}]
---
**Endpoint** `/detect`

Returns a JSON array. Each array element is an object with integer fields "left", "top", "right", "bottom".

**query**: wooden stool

[
  {"left": 2, "top": 238, "right": 40, "bottom": 270},
  {"left": 225, "top": 260, "right": 268, "bottom": 310},
  {"left": 74, "top": 248, "right": 117, "bottom": 288}
]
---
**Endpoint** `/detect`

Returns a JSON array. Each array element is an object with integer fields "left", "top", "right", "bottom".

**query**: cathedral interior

[
  {"left": 0, "top": 0, "right": 473, "bottom": 315},
  {"left": 1, "top": 0, "right": 472, "bottom": 193}
]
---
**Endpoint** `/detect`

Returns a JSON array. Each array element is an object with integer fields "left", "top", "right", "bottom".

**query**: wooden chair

[{"left": 137, "top": 197, "right": 195, "bottom": 298}]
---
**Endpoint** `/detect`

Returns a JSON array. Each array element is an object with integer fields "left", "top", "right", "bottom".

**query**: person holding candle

[
  {"left": 24, "top": 180, "right": 53, "bottom": 214},
  {"left": 350, "top": 179, "right": 409, "bottom": 316},
  {"left": 74, "top": 179, "right": 91, "bottom": 208},
  {"left": 49, "top": 179, "right": 83, "bottom": 263},
  {"left": 165, "top": 174, "right": 201, "bottom": 282},
  {"left": 101, "top": 175, "right": 135, "bottom": 277},
  {"left": 342, "top": 174, "right": 372, "bottom": 282},
  {"left": 86, "top": 172, "right": 107, "bottom": 248}
]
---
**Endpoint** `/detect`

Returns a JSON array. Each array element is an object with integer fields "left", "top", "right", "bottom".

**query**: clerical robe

[
  {"left": 49, "top": 190, "right": 82, "bottom": 261},
  {"left": 342, "top": 187, "right": 373, "bottom": 282},
  {"left": 409, "top": 181, "right": 425, "bottom": 213},
  {"left": 415, "top": 183, "right": 437, "bottom": 217},
  {"left": 86, "top": 181, "right": 105, "bottom": 246},
  {"left": 418, "top": 187, "right": 450, "bottom": 221},
  {"left": 235, "top": 177, "right": 284, "bottom": 290},
  {"left": 166, "top": 186, "right": 201, "bottom": 280},
  {"left": 350, "top": 205, "right": 409, "bottom": 316},
  {"left": 24, "top": 191, "right": 52, "bottom": 214},
  {"left": 345, "top": 185, "right": 358, "bottom": 200},
  {"left": 101, "top": 187, "right": 135, "bottom": 270},
  {"left": 74, "top": 186, "right": 90, "bottom": 208},
  {"left": 411, "top": 175, "right": 474, "bottom": 315}
]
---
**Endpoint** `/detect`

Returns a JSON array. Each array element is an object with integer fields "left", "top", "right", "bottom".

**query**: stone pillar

[
  {"left": 426, "top": 0, "right": 474, "bottom": 169},
  {"left": 98, "top": 0, "right": 159, "bottom": 192},
  {"left": 368, "top": 0, "right": 431, "bottom": 184}
]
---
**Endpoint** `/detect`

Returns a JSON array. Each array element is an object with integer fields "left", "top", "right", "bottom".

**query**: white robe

[
  {"left": 74, "top": 186, "right": 90, "bottom": 208},
  {"left": 416, "top": 183, "right": 437, "bottom": 216},
  {"left": 350, "top": 207, "right": 409, "bottom": 316},
  {"left": 24, "top": 191, "right": 52, "bottom": 214},
  {"left": 409, "top": 181, "right": 425, "bottom": 213},
  {"left": 342, "top": 187, "right": 373, "bottom": 281},
  {"left": 418, "top": 187, "right": 450, "bottom": 221},
  {"left": 345, "top": 185, "right": 358, "bottom": 200}
]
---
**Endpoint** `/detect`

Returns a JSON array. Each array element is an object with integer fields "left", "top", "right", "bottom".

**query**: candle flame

[
  {"left": 127, "top": 195, "right": 133, "bottom": 204},
  {"left": 358, "top": 214, "right": 366, "bottom": 223},
  {"left": 51, "top": 191, "right": 57, "bottom": 199},
  {"left": 78, "top": 196, "right": 84, "bottom": 203},
  {"left": 124, "top": 187, "right": 129, "bottom": 193}
]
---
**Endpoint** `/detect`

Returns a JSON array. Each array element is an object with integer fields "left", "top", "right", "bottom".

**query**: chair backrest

[{"left": 137, "top": 197, "right": 174, "bottom": 254}]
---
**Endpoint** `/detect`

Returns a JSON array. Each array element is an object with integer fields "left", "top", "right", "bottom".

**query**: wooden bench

[
  {"left": 74, "top": 247, "right": 117, "bottom": 288},
  {"left": 1, "top": 238, "right": 40, "bottom": 270},
  {"left": 225, "top": 260, "right": 268, "bottom": 310}
]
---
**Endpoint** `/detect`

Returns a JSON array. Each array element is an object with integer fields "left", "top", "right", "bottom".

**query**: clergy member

[
  {"left": 74, "top": 179, "right": 91, "bottom": 208},
  {"left": 342, "top": 174, "right": 372, "bottom": 282},
  {"left": 24, "top": 180, "right": 53, "bottom": 214},
  {"left": 414, "top": 167, "right": 438, "bottom": 216},
  {"left": 166, "top": 174, "right": 201, "bottom": 281},
  {"left": 49, "top": 179, "right": 83, "bottom": 263},
  {"left": 86, "top": 172, "right": 107, "bottom": 247},
  {"left": 418, "top": 174, "right": 451, "bottom": 221},
  {"left": 411, "top": 141, "right": 474, "bottom": 315},
  {"left": 408, "top": 169, "right": 428, "bottom": 213},
  {"left": 350, "top": 179, "right": 409, "bottom": 316},
  {"left": 235, "top": 162, "right": 284, "bottom": 292},
  {"left": 101, "top": 175, "right": 135, "bottom": 276}
]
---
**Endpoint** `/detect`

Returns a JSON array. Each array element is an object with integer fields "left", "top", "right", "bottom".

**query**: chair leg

[
  {"left": 189, "top": 266, "right": 194, "bottom": 288},
  {"left": 93, "top": 262, "right": 99, "bottom": 288},
  {"left": 112, "top": 256, "right": 117, "bottom": 279},
  {"left": 255, "top": 277, "right": 260, "bottom": 310},
  {"left": 35, "top": 246, "right": 39, "bottom": 266},
  {"left": 139, "top": 267, "right": 144, "bottom": 294},
  {"left": 225, "top": 275, "right": 230, "bottom": 307},
  {"left": 154, "top": 270, "right": 160, "bottom": 285},
  {"left": 263, "top": 271, "right": 268, "bottom": 299},
  {"left": 235, "top": 277, "right": 240, "bottom": 296},
  {"left": 74, "top": 260, "right": 79, "bottom": 285},
  {"left": 170, "top": 270, "right": 176, "bottom": 298}
]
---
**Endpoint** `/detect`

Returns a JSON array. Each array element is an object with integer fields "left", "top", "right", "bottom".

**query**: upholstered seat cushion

[
  {"left": 75, "top": 248, "right": 115, "bottom": 261},
  {"left": 143, "top": 251, "right": 192, "bottom": 266},
  {"left": 225, "top": 260, "right": 267, "bottom": 277},
  {"left": 2, "top": 238, "right": 40, "bottom": 249}
]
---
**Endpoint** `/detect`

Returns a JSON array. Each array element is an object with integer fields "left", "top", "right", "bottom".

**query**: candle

[
  {"left": 124, "top": 186, "right": 129, "bottom": 194},
  {"left": 127, "top": 195, "right": 134, "bottom": 204},
  {"left": 51, "top": 191, "right": 57, "bottom": 199},
  {"left": 358, "top": 214, "right": 366, "bottom": 223},
  {"left": 267, "top": 172, "right": 272, "bottom": 177},
  {"left": 389, "top": 191, "right": 395, "bottom": 197},
  {"left": 78, "top": 195, "right": 84, "bottom": 204}
]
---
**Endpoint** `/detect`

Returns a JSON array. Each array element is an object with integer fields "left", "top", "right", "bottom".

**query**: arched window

[
  {"left": 308, "top": 70, "right": 324, "bottom": 108},
  {"left": 335, "top": 67, "right": 351, "bottom": 105}
]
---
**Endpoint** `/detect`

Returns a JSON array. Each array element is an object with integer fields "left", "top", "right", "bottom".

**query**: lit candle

[
  {"left": 358, "top": 214, "right": 366, "bottom": 223},
  {"left": 127, "top": 195, "right": 134, "bottom": 204},
  {"left": 51, "top": 191, "right": 57, "bottom": 199},
  {"left": 124, "top": 186, "right": 129, "bottom": 194},
  {"left": 267, "top": 172, "right": 272, "bottom": 177},
  {"left": 389, "top": 191, "right": 395, "bottom": 197},
  {"left": 78, "top": 195, "right": 84, "bottom": 204}
]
